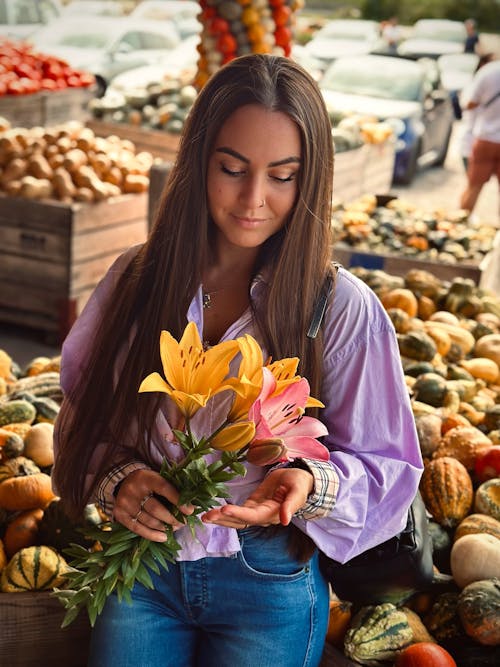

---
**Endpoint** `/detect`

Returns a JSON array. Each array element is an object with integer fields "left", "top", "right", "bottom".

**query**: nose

[{"left": 239, "top": 175, "right": 266, "bottom": 210}]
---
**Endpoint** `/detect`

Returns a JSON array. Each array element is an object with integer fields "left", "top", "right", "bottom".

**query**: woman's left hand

[{"left": 202, "top": 467, "right": 313, "bottom": 529}]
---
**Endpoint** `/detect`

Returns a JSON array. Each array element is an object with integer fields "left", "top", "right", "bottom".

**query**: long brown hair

[{"left": 53, "top": 55, "right": 335, "bottom": 539}]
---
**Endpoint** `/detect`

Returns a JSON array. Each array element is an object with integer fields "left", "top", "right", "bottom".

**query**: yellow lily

[
  {"left": 138, "top": 322, "right": 240, "bottom": 418},
  {"left": 226, "top": 334, "right": 264, "bottom": 421},
  {"left": 267, "top": 356, "right": 324, "bottom": 409},
  {"left": 210, "top": 420, "right": 256, "bottom": 452}
]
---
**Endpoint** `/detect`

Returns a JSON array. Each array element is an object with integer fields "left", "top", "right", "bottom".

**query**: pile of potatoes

[{"left": 0, "top": 116, "right": 155, "bottom": 203}]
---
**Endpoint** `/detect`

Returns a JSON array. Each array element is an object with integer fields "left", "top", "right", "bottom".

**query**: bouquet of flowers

[{"left": 55, "top": 322, "right": 329, "bottom": 627}]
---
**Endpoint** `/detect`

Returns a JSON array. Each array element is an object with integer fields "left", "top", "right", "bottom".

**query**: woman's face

[{"left": 207, "top": 104, "right": 301, "bottom": 254}]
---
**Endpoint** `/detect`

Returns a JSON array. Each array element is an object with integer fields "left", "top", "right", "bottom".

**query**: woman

[{"left": 53, "top": 54, "right": 422, "bottom": 667}]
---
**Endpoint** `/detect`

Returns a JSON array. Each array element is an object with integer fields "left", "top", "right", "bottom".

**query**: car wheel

[
  {"left": 95, "top": 75, "right": 107, "bottom": 98},
  {"left": 397, "top": 142, "right": 420, "bottom": 185},
  {"left": 434, "top": 124, "right": 452, "bottom": 167}
]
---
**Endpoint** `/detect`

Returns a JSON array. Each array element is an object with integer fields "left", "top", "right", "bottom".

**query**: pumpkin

[
  {"left": 0, "top": 545, "right": 69, "bottom": 592},
  {"left": 483, "top": 405, "right": 500, "bottom": 432},
  {"left": 425, "top": 326, "right": 452, "bottom": 357},
  {"left": 412, "top": 373, "right": 447, "bottom": 407},
  {"left": 450, "top": 533, "right": 500, "bottom": 588},
  {"left": 381, "top": 288, "right": 418, "bottom": 317},
  {"left": 423, "top": 592, "right": 462, "bottom": 642},
  {"left": 457, "top": 578, "right": 500, "bottom": 646},
  {"left": 400, "top": 607, "right": 435, "bottom": 643},
  {"left": 0, "top": 539, "right": 6, "bottom": 571},
  {"left": 0, "top": 427, "right": 24, "bottom": 459},
  {"left": 474, "top": 445, "right": 500, "bottom": 482},
  {"left": 0, "top": 455, "right": 41, "bottom": 482},
  {"left": 454, "top": 513, "right": 500, "bottom": 543},
  {"left": 423, "top": 322, "right": 475, "bottom": 356},
  {"left": 23, "top": 422, "right": 54, "bottom": 467},
  {"left": 419, "top": 457, "right": 473, "bottom": 529},
  {"left": 460, "top": 357, "right": 499, "bottom": 384},
  {"left": 431, "top": 425, "right": 492, "bottom": 471},
  {"left": 474, "top": 478, "right": 500, "bottom": 521},
  {"left": 429, "top": 311, "right": 459, "bottom": 326},
  {"left": 473, "top": 333, "right": 500, "bottom": 367},
  {"left": 417, "top": 295, "right": 437, "bottom": 321},
  {"left": 395, "top": 642, "right": 457, "bottom": 667},
  {"left": 414, "top": 413, "right": 442, "bottom": 458},
  {"left": 325, "top": 599, "right": 352, "bottom": 647},
  {"left": 386, "top": 308, "right": 413, "bottom": 333},
  {"left": 3, "top": 507, "right": 44, "bottom": 558},
  {"left": 398, "top": 332, "right": 437, "bottom": 362},
  {"left": 344, "top": 603, "right": 413, "bottom": 665},
  {"left": 404, "top": 269, "right": 442, "bottom": 300},
  {"left": 37, "top": 498, "right": 103, "bottom": 552},
  {"left": 0, "top": 472, "right": 55, "bottom": 511},
  {"left": 440, "top": 412, "right": 471, "bottom": 435}
]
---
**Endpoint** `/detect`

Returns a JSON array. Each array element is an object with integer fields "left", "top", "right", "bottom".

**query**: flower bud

[{"left": 247, "top": 439, "right": 286, "bottom": 466}]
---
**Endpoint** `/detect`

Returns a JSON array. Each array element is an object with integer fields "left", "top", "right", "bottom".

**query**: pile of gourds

[
  {"left": 194, "top": 0, "right": 304, "bottom": 89},
  {"left": 0, "top": 117, "right": 153, "bottom": 203},
  {"left": 325, "top": 268, "right": 499, "bottom": 665},
  {"left": 0, "top": 266, "right": 499, "bottom": 664},
  {"left": 0, "top": 351, "right": 105, "bottom": 593},
  {"left": 332, "top": 193, "right": 497, "bottom": 265}
]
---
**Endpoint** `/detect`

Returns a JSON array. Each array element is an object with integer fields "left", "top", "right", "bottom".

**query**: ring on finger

[
  {"left": 132, "top": 509, "right": 143, "bottom": 523},
  {"left": 140, "top": 492, "right": 154, "bottom": 511}
]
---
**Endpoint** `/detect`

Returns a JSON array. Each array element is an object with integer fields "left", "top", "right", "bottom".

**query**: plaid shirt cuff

[
  {"left": 97, "top": 461, "right": 150, "bottom": 518},
  {"left": 292, "top": 457, "right": 339, "bottom": 520}
]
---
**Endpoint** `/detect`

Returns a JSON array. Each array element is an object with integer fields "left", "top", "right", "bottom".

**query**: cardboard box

[{"left": 0, "top": 192, "right": 148, "bottom": 342}]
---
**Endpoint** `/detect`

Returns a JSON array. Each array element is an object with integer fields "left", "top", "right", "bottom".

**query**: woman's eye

[
  {"left": 221, "top": 164, "right": 244, "bottom": 177},
  {"left": 272, "top": 173, "right": 296, "bottom": 183}
]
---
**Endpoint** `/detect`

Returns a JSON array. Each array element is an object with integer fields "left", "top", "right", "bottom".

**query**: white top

[{"left": 468, "top": 60, "right": 500, "bottom": 142}]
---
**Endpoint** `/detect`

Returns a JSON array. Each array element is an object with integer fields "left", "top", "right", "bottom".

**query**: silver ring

[
  {"left": 132, "top": 509, "right": 143, "bottom": 523},
  {"left": 140, "top": 492, "right": 154, "bottom": 511}
]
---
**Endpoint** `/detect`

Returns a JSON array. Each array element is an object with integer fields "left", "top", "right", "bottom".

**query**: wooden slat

[
  {"left": 71, "top": 218, "right": 147, "bottom": 262},
  {"left": 87, "top": 119, "right": 180, "bottom": 160},
  {"left": 71, "top": 193, "right": 148, "bottom": 232},
  {"left": 0, "top": 592, "right": 90, "bottom": 667},
  {"left": 0, "top": 224, "right": 70, "bottom": 262}
]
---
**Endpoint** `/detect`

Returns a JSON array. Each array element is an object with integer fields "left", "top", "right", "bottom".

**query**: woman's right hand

[{"left": 113, "top": 469, "right": 194, "bottom": 541}]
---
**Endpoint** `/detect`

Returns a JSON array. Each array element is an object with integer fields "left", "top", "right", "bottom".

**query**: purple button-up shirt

[{"left": 55, "top": 246, "right": 423, "bottom": 564}]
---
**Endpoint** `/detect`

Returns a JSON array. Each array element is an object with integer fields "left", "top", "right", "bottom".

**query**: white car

[
  {"left": 0, "top": 0, "right": 61, "bottom": 39},
  {"left": 129, "top": 1, "right": 201, "bottom": 39},
  {"left": 61, "top": 1, "right": 125, "bottom": 17},
  {"left": 304, "top": 19, "right": 389, "bottom": 72},
  {"left": 397, "top": 19, "right": 467, "bottom": 59},
  {"left": 29, "top": 16, "right": 181, "bottom": 96}
]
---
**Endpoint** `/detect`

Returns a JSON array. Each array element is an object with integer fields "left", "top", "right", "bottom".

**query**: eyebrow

[{"left": 215, "top": 147, "right": 301, "bottom": 167}]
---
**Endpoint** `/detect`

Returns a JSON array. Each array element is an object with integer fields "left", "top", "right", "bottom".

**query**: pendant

[{"left": 202, "top": 292, "right": 211, "bottom": 309}]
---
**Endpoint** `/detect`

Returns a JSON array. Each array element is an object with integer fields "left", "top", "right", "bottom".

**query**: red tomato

[
  {"left": 6, "top": 80, "right": 26, "bottom": 95},
  {"left": 272, "top": 5, "right": 291, "bottom": 27},
  {"left": 0, "top": 81, "right": 7, "bottom": 95},
  {"left": 475, "top": 445, "right": 500, "bottom": 482},
  {"left": 209, "top": 17, "right": 230, "bottom": 35},
  {"left": 217, "top": 33, "right": 237, "bottom": 54},
  {"left": 274, "top": 26, "right": 292, "bottom": 48},
  {"left": 66, "top": 74, "right": 82, "bottom": 87},
  {"left": 396, "top": 642, "right": 457, "bottom": 667},
  {"left": 40, "top": 78, "right": 58, "bottom": 90}
]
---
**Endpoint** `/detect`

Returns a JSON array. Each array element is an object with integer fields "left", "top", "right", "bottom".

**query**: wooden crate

[
  {"left": 87, "top": 119, "right": 181, "bottom": 160},
  {"left": 0, "top": 88, "right": 95, "bottom": 128},
  {"left": 0, "top": 592, "right": 90, "bottom": 667},
  {"left": 0, "top": 192, "right": 148, "bottom": 342},
  {"left": 332, "top": 242, "right": 490, "bottom": 286},
  {"left": 333, "top": 141, "right": 395, "bottom": 205}
]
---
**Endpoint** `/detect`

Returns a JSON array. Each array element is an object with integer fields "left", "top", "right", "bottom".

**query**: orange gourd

[
  {"left": 3, "top": 508, "right": 44, "bottom": 558},
  {"left": 325, "top": 599, "right": 352, "bottom": 647},
  {"left": 0, "top": 472, "right": 55, "bottom": 511},
  {"left": 395, "top": 642, "right": 457, "bottom": 666}
]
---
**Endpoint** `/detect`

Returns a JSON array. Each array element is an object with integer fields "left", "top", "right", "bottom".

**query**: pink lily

[{"left": 248, "top": 367, "right": 329, "bottom": 464}]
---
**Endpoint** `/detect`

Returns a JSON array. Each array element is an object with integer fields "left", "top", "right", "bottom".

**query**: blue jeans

[{"left": 88, "top": 526, "right": 329, "bottom": 667}]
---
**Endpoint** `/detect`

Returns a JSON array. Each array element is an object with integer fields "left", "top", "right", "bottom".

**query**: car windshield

[
  {"left": 413, "top": 22, "right": 465, "bottom": 42},
  {"left": 37, "top": 28, "right": 112, "bottom": 49},
  {"left": 317, "top": 22, "right": 376, "bottom": 41},
  {"left": 322, "top": 58, "right": 422, "bottom": 101}
]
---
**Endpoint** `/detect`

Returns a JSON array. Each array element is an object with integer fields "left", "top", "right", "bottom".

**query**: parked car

[
  {"left": 61, "top": 1, "right": 125, "bottom": 17},
  {"left": 129, "top": 1, "right": 201, "bottom": 39},
  {"left": 304, "top": 19, "right": 389, "bottom": 72},
  {"left": 28, "top": 16, "right": 181, "bottom": 96},
  {"left": 0, "top": 0, "right": 61, "bottom": 39},
  {"left": 397, "top": 19, "right": 467, "bottom": 59},
  {"left": 320, "top": 54, "right": 455, "bottom": 184}
]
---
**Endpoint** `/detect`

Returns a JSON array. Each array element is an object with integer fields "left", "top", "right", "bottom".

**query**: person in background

[
  {"left": 381, "top": 16, "right": 402, "bottom": 53},
  {"left": 460, "top": 58, "right": 500, "bottom": 216},
  {"left": 53, "top": 53, "right": 422, "bottom": 667},
  {"left": 464, "top": 18, "right": 480, "bottom": 54},
  {"left": 459, "top": 53, "right": 494, "bottom": 171}
]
